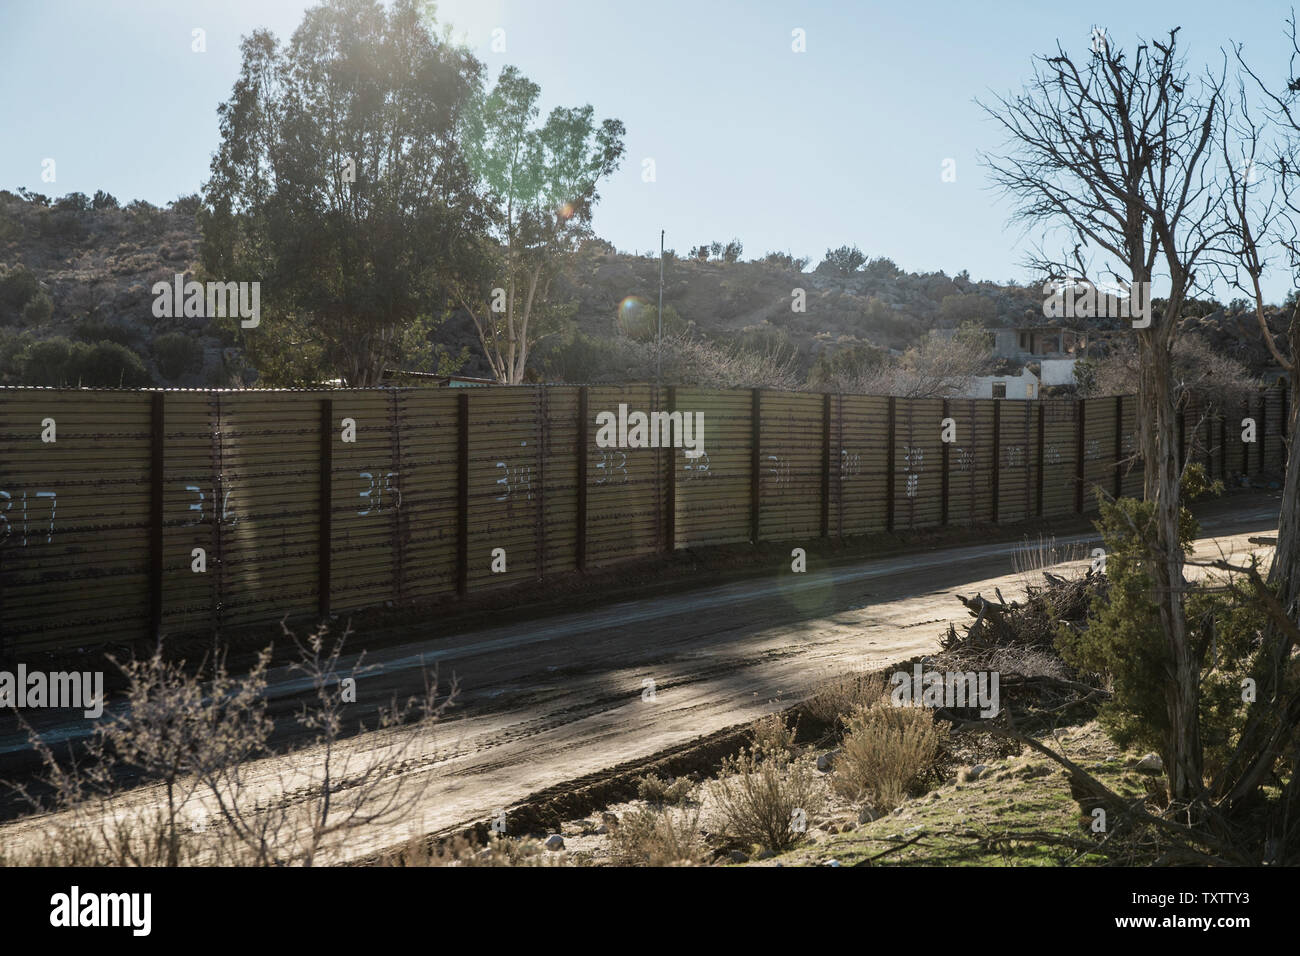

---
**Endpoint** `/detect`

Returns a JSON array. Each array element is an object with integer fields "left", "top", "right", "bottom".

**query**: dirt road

[{"left": 0, "top": 495, "right": 1279, "bottom": 862}]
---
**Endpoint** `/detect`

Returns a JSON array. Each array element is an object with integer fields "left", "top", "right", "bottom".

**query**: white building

[
  {"left": 966, "top": 367, "right": 1040, "bottom": 400},
  {"left": 1039, "top": 358, "right": 1078, "bottom": 387}
]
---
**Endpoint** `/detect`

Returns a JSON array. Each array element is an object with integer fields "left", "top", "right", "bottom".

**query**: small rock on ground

[{"left": 1136, "top": 753, "right": 1164, "bottom": 773}]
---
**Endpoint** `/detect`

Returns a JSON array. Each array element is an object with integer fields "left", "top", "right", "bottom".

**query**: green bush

[
  {"left": 816, "top": 244, "right": 866, "bottom": 276},
  {"left": 20, "top": 337, "right": 153, "bottom": 387},
  {"left": 75, "top": 341, "right": 153, "bottom": 387},
  {"left": 0, "top": 266, "right": 40, "bottom": 316},
  {"left": 74, "top": 316, "right": 137, "bottom": 347},
  {"left": 1055, "top": 466, "right": 1257, "bottom": 774},
  {"left": 0, "top": 329, "right": 34, "bottom": 384},
  {"left": 54, "top": 192, "right": 92, "bottom": 213},
  {"left": 152, "top": 331, "right": 204, "bottom": 379},
  {"left": 19, "top": 337, "right": 79, "bottom": 385},
  {"left": 21, "top": 291, "right": 53, "bottom": 326}
]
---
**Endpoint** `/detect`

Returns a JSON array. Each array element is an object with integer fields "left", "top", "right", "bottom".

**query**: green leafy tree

[
  {"left": 153, "top": 331, "right": 206, "bottom": 379},
  {"left": 200, "top": 0, "right": 484, "bottom": 385},
  {"left": 450, "top": 65, "right": 625, "bottom": 383},
  {"left": 21, "top": 292, "right": 53, "bottom": 326},
  {"left": 817, "top": 244, "right": 866, "bottom": 276},
  {"left": 19, "top": 337, "right": 152, "bottom": 387},
  {"left": 0, "top": 265, "right": 40, "bottom": 317}
]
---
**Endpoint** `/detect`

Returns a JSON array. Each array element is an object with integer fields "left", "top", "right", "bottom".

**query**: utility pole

[{"left": 657, "top": 229, "right": 665, "bottom": 383}]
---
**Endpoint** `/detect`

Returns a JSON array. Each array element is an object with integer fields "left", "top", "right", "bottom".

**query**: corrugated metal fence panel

[
  {"left": 1082, "top": 397, "right": 1114, "bottom": 512},
  {"left": 1041, "top": 399, "right": 1077, "bottom": 517},
  {"left": 1119, "top": 396, "right": 1144, "bottom": 498},
  {"left": 674, "top": 387, "right": 751, "bottom": 547},
  {"left": 465, "top": 387, "right": 547, "bottom": 590},
  {"left": 830, "top": 395, "right": 890, "bottom": 537},
  {"left": 586, "top": 385, "right": 668, "bottom": 566},
  {"left": 537, "top": 386, "right": 581, "bottom": 578},
  {"left": 161, "top": 391, "right": 220, "bottom": 635},
  {"left": 997, "top": 401, "right": 1036, "bottom": 523},
  {"left": 1264, "top": 387, "right": 1285, "bottom": 471},
  {"left": 1231, "top": 398, "right": 1252, "bottom": 478},
  {"left": 944, "top": 399, "right": 995, "bottom": 526},
  {"left": 330, "top": 391, "right": 401, "bottom": 613},
  {"left": 758, "top": 391, "right": 822, "bottom": 541},
  {"left": 894, "top": 398, "right": 944, "bottom": 530},
  {"left": 395, "top": 389, "right": 460, "bottom": 603},
  {"left": 10, "top": 386, "right": 1256, "bottom": 649},
  {"left": 0, "top": 391, "right": 153, "bottom": 649},
  {"left": 217, "top": 392, "right": 324, "bottom": 629}
]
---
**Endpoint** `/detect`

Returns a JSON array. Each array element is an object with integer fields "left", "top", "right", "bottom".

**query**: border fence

[{"left": 0, "top": 383, "right": 1287, "bottom": 654}]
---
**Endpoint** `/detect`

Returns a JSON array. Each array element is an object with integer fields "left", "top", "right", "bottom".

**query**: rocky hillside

[
  {"left": 0, "top": 188, "right": 1290, "bottom": 387},
  {"left": 0, "top": 190, "right": 244, "bottom": 387}
]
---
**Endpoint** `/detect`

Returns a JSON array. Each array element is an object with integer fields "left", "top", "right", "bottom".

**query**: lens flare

[{"left": 616, "top": 295, "right": 648, "bottom": 335}]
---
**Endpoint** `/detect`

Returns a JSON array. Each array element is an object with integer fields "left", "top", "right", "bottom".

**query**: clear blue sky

[{"left": 1, "top": 0, "right": 1296, "bottom": 301}]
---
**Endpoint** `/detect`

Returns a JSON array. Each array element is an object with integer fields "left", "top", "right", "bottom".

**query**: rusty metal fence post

[
  {"left": 992, "top": 399, "right": 1002, "bottom": 524},
  {"left": 1257, "top": 393, "right": 1265, "bottom": 474},
  {"left": 149, "top": 391, "right": 165, "bottom": 638},
  {"left": 821, "top": 393, "right": 832, "bottom": 538},
  {"left": 886, "top": 397, "right": 897, "bottom": 532},
  {"left": 1035, "top": 401, "right": 1045, "bottom": 517},
  {"left": 318, "top": 397, "right": 333, "bottom": 621},
  {"left": 665, "top": 386, "right": 677, "bottom": 552},
  {"left": 1113, "top": 395, "right": 1124, "bottom": 500},
  {"left": 456, "top": 391, "right": 469, "bottom": 598},
  {"left": 750, "top": 388, "right": 761, "bottom": 544},
  {"left": 940, "top": 398, "right": 951, "bottom": 526},
  {"left": 1075, "top": 398, "right": 1086, "bottom": 513},
  {"left": 576, "top": 387, "right": 588, "bottom": 570}
]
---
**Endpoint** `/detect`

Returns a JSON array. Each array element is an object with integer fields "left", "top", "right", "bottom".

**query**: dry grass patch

[{"left": 804, "top": 671, "right": 886, "bottom": 729}]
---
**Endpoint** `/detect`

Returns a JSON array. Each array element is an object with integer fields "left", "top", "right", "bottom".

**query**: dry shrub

[
  {"left": 610, "top": 805, "right": 707, "bottom": 866},
  {"left": 803, "top": 671, "right": 886, "bottom": 728},
  {"left": 831, "top": 701, "right": 941, "bottom": 812},
  {"left": 636, "top": 774, "right": 694, "bottom": 806},
  {"left": 3, "top": 622, "right": 455, "bottom": 867},
  {"left": 749, "top": 712, "right": 797, "bottom": 756},
  {"left": 710, "top": 749, "right": 823, "bottom": 852}
]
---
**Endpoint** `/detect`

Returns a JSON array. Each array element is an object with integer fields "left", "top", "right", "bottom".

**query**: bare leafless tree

[
  {"left": 981, "top": 27, "right": 1227, "bottom": 801},
  {"left": 1230, "top": 21, "right": 1300, "bottom": 616}
]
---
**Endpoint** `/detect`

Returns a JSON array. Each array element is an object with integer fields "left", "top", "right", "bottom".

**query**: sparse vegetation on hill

[{"left": 2, "top": 180, "right": 1289, "bottom": 391}]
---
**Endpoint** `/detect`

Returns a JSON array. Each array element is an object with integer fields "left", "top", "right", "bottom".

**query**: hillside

[{"left": 0, "top": 188, "right": 1288, "bottom": 388}]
